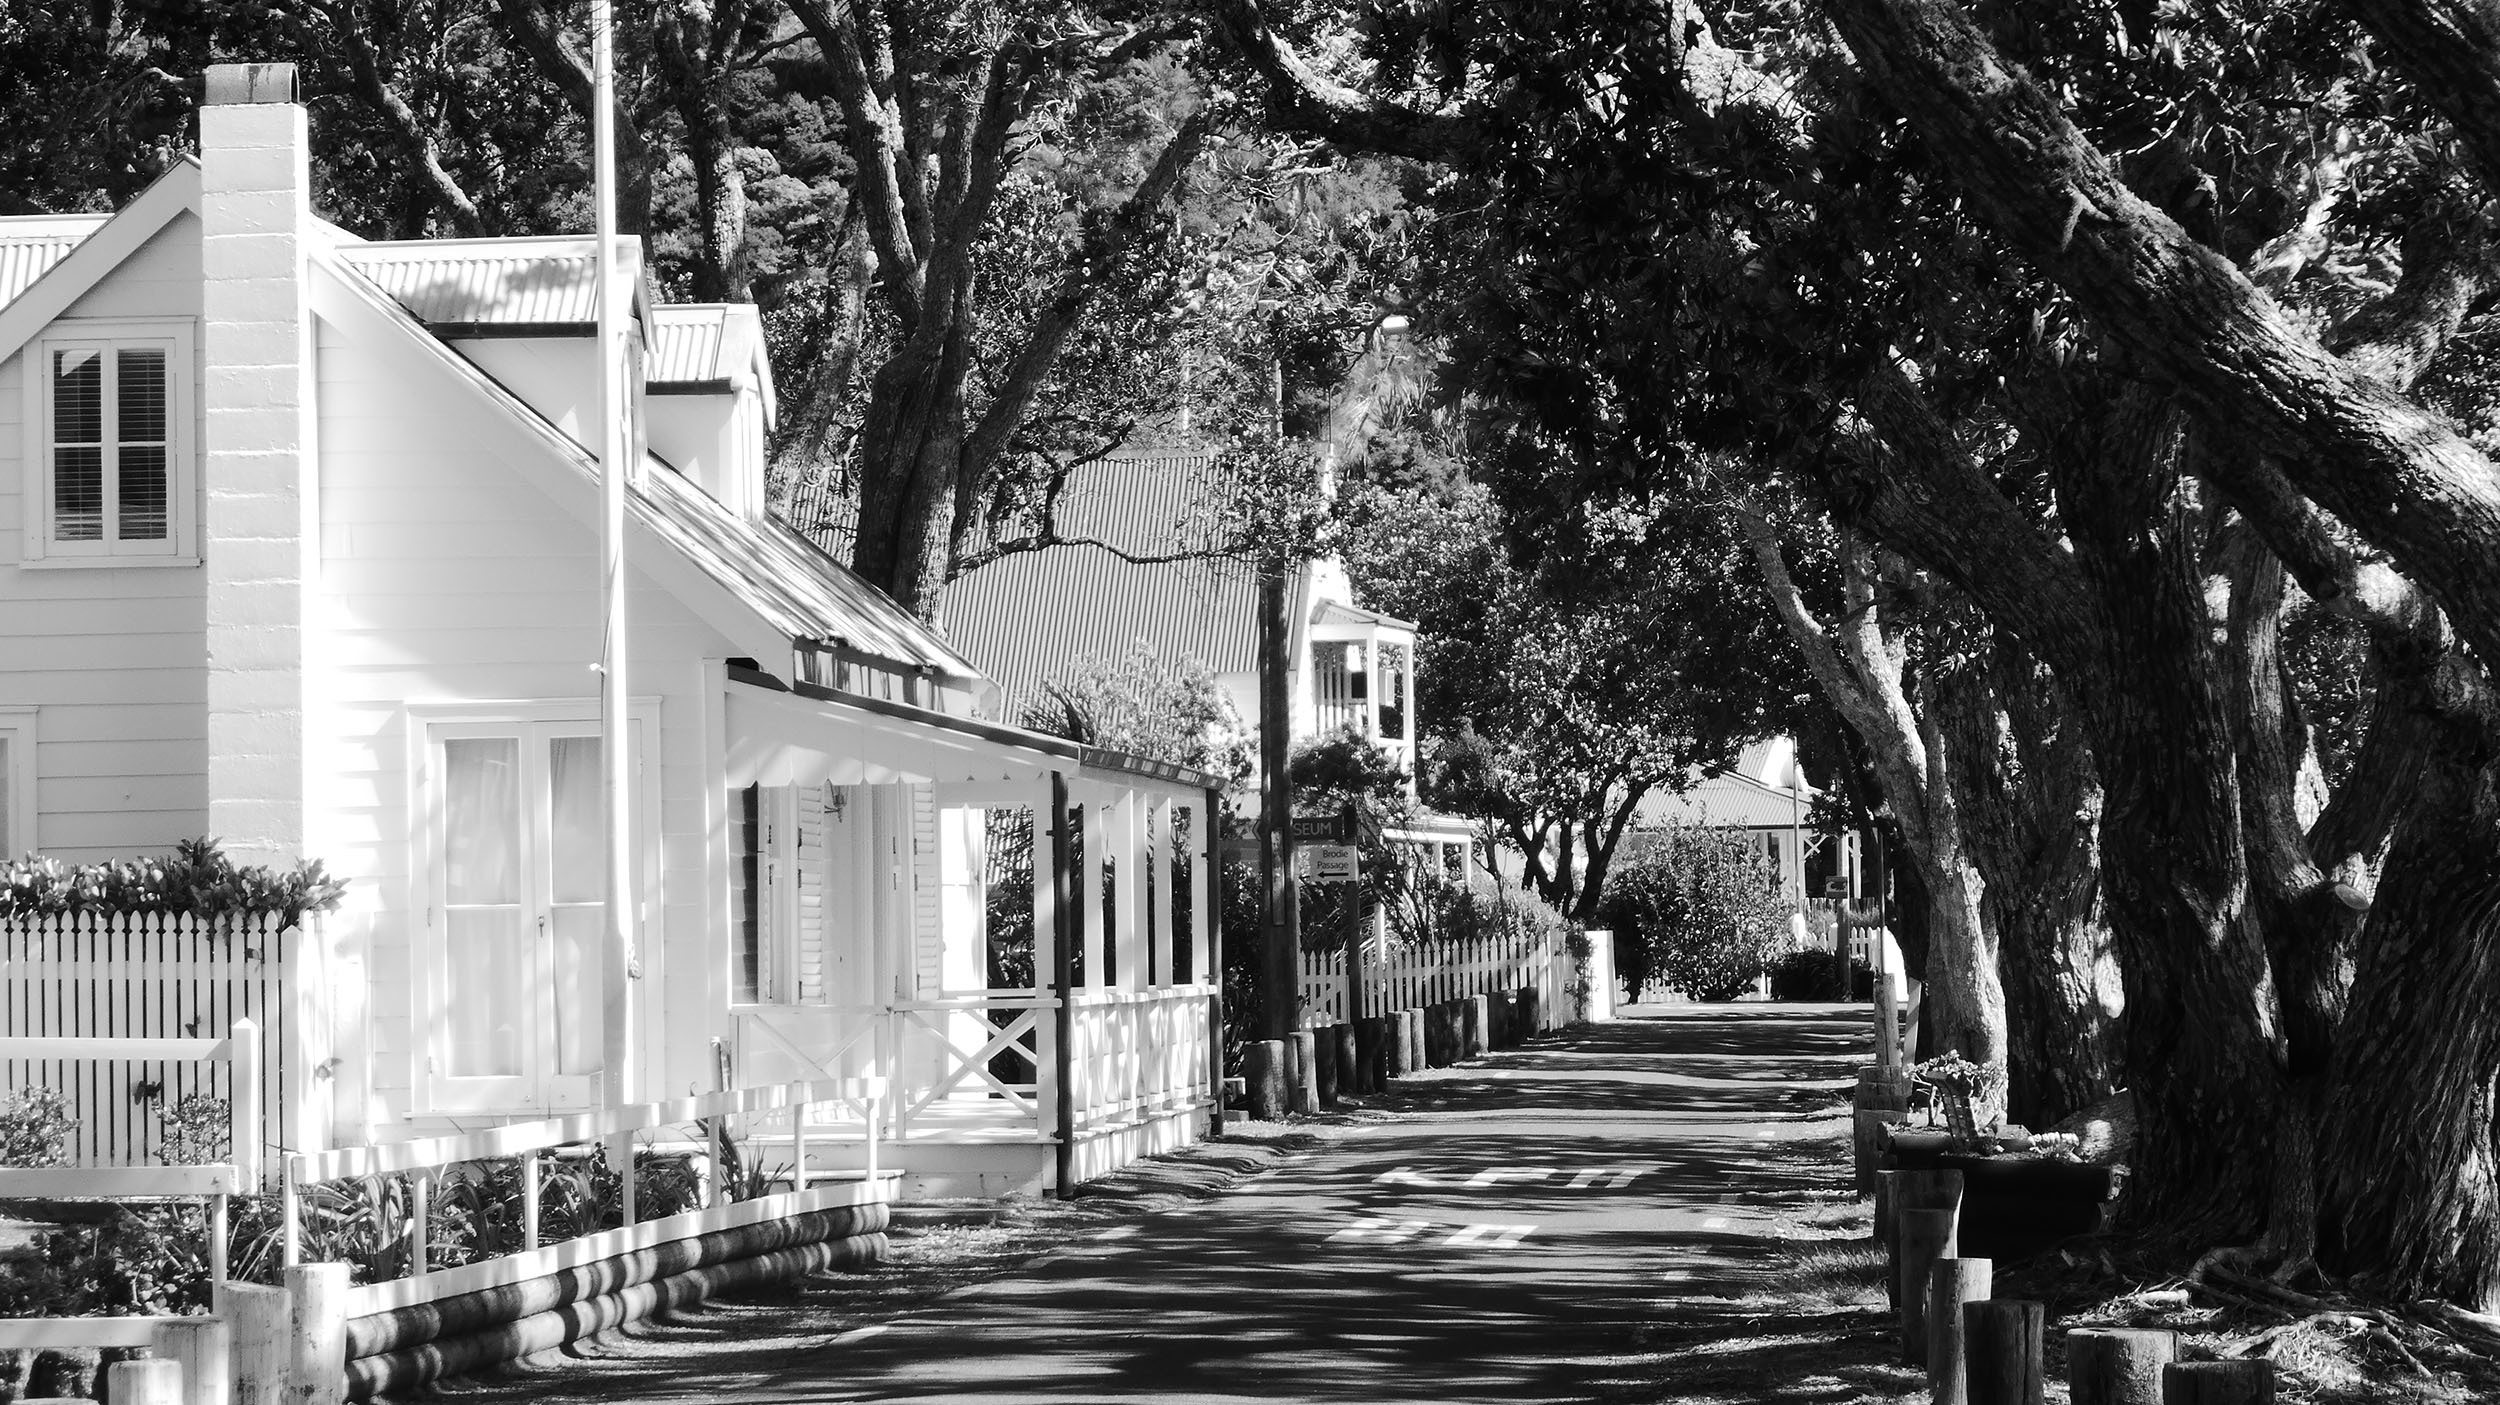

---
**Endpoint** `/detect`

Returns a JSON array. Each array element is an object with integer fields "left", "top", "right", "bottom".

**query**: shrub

[
  {"left": 0, "top": 837, "right": 345, "bottom": 925},
  {"left": 0, "top": 1086, "right": 73, "bottom": 1167},
  {"left": 1767, "top": 949, "right": 1874, "bottom": 1001},
  {"left": 1604, "top": 824, "right": 1790, "bottom": 1002}
]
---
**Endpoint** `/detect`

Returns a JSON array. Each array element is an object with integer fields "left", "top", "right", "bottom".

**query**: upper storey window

[{"left": 23, "top": 321, "right": 194, "bottom": 563}]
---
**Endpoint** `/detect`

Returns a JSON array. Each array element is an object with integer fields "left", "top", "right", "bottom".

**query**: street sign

[
  {"left": 1823, "top": 877, "right": 1850, "bottom": 899},
  {"left": 1290, "top": 813, "right": 1354, "bottom": 843},
  {"left": 1301, "top": 843, "right": 1362, "bottom": 883}
]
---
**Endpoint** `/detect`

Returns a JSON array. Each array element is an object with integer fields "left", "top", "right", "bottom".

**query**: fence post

[
  {"left": 282, "top": 1155, "right": 302, "bottom": 1267},
  {"left": 2160, "top": 1361, "right": 2273, "bottom": 1404},
  {"left": 1927, "top": 1258, "right": 1993, "bottom": 1405},
  {"left": 226, "top": 1279, "right": 293, "bottom": 1405},
  {"left": 231, "top": 1017, "right": 264, "bottom": 1190},
  {"left": 521, "top": 1149, "right": 542, "bottom": 1250},
  {"left": 108, "top": 1358, "right": 184, "bottom": 1405},
  {"left": 2069, "top": 1328, "right": 2176, "bottom": 1405},
  {"left": 1896, "top": 1208, "right": 1958, "bottom": 1364},
  {"left": 788, "top": 1081, "right": 810, "bottom": 1193},
  {"left": 410, "top": 1169, "right": 431, "bottom": 1280},
  {"left": 1964, "top": 1300, "right": 2046, "bottom": 1405},
  {"left": 163, "top": 1313, "right": 232, "bottom": 1405},
  {"left": 284, "top": 1262, "right": 349, "bottom": 1405}
]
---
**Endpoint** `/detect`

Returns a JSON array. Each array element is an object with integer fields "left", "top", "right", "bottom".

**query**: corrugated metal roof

[
  {"left": 648, "top": 303, "right": 776, "bottom": 421},
  {"left": 939, "top": 452, "right": 1257, "bottom": 719},
  {"left": 336, "top": 235, "right": 650, "bottom": 328},
  {"left": 0, "top": 216, "right": 109, "bottom": 307},
  {"left": 944, "top": 547, "right": 1256, "bottom": 721},
  {"left": 1639, "top": 764, "right": 1817, "bottom": 830},
  {"left": 639, "top": 459, "right": 980, "bottom": 679},
  {"left": 649, "top": 305, "right": 727, "bottom": 381},
  {"left": 322, "top": 244, "right": 978, "bottom": 683},
  {"left": 1312, "top": 597, "right": 1416, "bottom": 632}
]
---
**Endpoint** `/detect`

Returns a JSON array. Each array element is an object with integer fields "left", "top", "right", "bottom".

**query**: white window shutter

[{"left": 796, "top": 787, "right": 828, "bottom": 1005}]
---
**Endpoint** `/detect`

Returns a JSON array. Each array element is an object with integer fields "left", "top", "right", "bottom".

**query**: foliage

[
  {"left": 0, "top": 837, "right": 346, "bottom": 926},
  {"left": 1913, "top": 1051, "right": 2007, "bottom": 1103},
  {"left": 0, "top": 1086, "right": 73, "bottom": 1167},
  {"left": 1766, "top": 949, "right": 1873, "bottom": 1003},
  {"left": 1342, "top": 479, "right": 1798, "bottom": 921},
  {"left": 1023, "top": 642, "right": 1256, "bottom": 791},
  {"left": 1603, "top": 825, "right": 1790, "bottom": 1003}
]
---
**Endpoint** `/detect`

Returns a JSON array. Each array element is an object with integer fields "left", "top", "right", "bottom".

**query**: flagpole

[{"left": 592, "top": 0, "right": 637, "bottom": 1216}]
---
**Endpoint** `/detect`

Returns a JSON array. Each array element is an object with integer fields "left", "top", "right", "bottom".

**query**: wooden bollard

[
  {"left": 1287, "top": 1029, "right": 1319, "bottom": 1113},
  {"left": 1875, "top": 1169, "right": 1899, "bottom": 1246},
  {"left": 1314, "top": 1025, "right": 1341, "bottom": 1105},
  {"left": 1897, "top": 1209, "right": 1959, "bottom": 1363},
  {"left": 286, "top": 1262, "right": 351, "bottom": 1405},
  {"left": 108, "top": 1358, "right": 184, "bottom": 1405},
  {"left": 2069, "top": 1328, "right": 2177, "bottom": 1405},
  {"left": 2162, "top": 1360, "right": 2274, "bottom": 1404},
  {"left": 1333, "top": 1024, "right": 1361, "bottom": 1096},
  {"left": 1517, "top": 985, "right": 1542, "bottom": 1034},
  {"left": 1887, "top": 1168, "right": 1963, "bottom": 1306},
  {"left": 163, "top": 1314, "right": 232, "bottom": 1405},
  {"left": 1856, "top": 1107, "right": 1909, "bottom": 1195},
  {"left": 224, "top": 1280, "right": 294, "bottom": 1405},
  {"left": 1927, "top": 1257, "right": 1993, "bottom": 1405},
  {"left": 1242, "top": 1039, "right": 1289, "bottom": 1120},
  {"left": 1461, "top": 995, "right": 1489, "bottom": 1059},
  {"left": 1400, "top": 1008, "right": 1425, "bottom": 1074},
  {"left": 1963, "top": 1300, "right": 2046, "bottom": 1405}
]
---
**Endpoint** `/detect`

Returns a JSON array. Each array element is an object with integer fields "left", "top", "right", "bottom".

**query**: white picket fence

[
  {"left": 0, "top": 911, "right": 331, "bottom": 1178},
  {"left": 1299, "top": 922, "right": 1566, "bottom": 1028}
]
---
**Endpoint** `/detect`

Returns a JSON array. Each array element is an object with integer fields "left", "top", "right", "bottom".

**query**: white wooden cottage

[{"left": 0, "top": 65, "right": 1219, "bottom": 1198}]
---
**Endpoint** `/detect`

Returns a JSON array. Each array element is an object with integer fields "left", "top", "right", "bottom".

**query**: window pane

[
  {"left": 117, "top": 349, "right": 166, "bottom": 443},
  {"left": 548, "top": 735, "right": 601, "bottom": 904},
  {"left": 53, "top": 446, "right": 102, "bottom": 541},
  {"left": 444, "top": 738, "right": 520, "bottom": 903},
  {"left": 549, "top": 906, "right": 602, "bottom": 1075},
  {"left": 118, "top": 445, "right": 168, "bottom": 541},
  {"left": 52, "top": 349, "right": 100, "bottom": 443},
  {"left": 445, "top": 909, "right": 526, "bottom": 1077}
]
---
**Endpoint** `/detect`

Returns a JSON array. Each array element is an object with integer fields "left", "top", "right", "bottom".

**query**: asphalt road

[{"left": 745, "top": 1003, "right": 1872, "bottom": 1404}]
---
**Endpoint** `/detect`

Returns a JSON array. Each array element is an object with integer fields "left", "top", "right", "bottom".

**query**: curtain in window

[
  {"left": 443, "top": 738, "right": 524, "bottom": 1078},
  {"left": 547, "top": 735, "right": 603, "bottom": 1076}
]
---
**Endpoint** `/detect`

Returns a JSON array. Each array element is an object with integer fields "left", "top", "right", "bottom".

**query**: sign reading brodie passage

[{"left": 1300, "top": 844, "right": 1361, "bottom": 883}]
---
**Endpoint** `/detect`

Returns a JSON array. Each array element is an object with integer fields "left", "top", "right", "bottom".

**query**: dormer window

[{"left": 21, "top": 320, "right": 195, "bottom": 564}]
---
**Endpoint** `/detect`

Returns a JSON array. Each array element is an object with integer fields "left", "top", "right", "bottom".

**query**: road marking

[
  {"left": 1326, "top": 1217, "right": 1435, "bottom": 1244},
  {"left": 1699, "top": 1216, "right": 1729, "bottom": 1230},
  {"left": 1561, "top": 1166, "right": 1648, "bottom": 1189},
  {"left": 1441, "top": 1222, "right": 1537, "bottom": 1248},
  {"left": 1372, "top": 1164, "right": 1649, "bottom": 1189}
]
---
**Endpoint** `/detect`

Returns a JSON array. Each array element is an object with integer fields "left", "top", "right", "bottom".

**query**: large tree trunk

[
  {"left": 851, "top": 315, "right": 974, "bottom": 616},
  {"left": 2315, "top": 736, "right": 2500, "bottom": 1309},
  {"left": 1938, "top": 640, "right": 2116, "bottom": 1129}
]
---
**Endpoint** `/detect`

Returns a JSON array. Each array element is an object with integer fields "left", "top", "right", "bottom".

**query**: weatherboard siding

[
  {"left": 313, "top": 317, "right": 740, "bottom": 1132},
  {"left": 0, "top": 215, "right": 211, "bottom": 862}
]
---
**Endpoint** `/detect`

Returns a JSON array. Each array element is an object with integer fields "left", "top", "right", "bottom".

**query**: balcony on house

[{"left": 1310, "top": 602, "right": 1418, "bottom": 786}]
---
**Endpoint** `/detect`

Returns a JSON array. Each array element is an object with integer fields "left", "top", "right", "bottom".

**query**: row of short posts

[
  {"left": 1238, "top": 988, "right": 1543, "bottom": 1119},
  {"left": 21, "top": 1264, "right": 354, "bottom": 1405},
  {"left": 1876, "top": 1163, "right": 2275, "bottom": 1403}
]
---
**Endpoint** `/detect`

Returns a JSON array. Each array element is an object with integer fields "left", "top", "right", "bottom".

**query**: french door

[{"left": 423, "top": 717, "right": 644, "bottom": 1114}]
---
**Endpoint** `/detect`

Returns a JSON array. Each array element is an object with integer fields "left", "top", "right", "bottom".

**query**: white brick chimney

[{"left": 200, "top": 63, "right": 316, "bottom": 864}]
